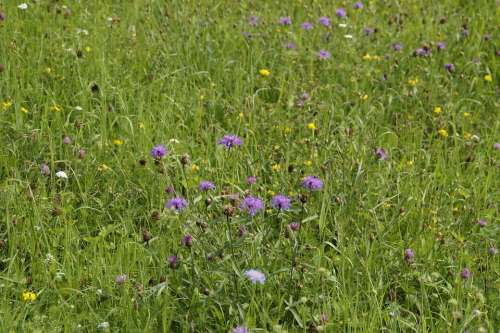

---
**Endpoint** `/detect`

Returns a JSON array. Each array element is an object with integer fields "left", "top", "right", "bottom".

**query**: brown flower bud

[{"left": 223, "top": 204, "right": 235, "bottom": 217}]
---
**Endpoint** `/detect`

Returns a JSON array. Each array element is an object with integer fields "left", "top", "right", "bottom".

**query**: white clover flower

[
  {"left": 344, "top": 34, "right": 353, "bottom": 39},
  {"left": 18, "top": 3, "right": 28, "bottom": 10},
  {"left": 338, "top": 23, "right": 347, "bottom": 28},
  {"left": 56, "top": 171, "right": 68, "bottom": 179}
]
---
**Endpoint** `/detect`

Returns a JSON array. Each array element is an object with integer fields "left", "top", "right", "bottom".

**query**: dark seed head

[
  {"left": 142, "top": 229, "right": 152, "bottom": 243},
  {"left": 150, "top": 211, "right": 161, "bottom": 221},
  {"left": 223, "top": 204, "right": 235, "bottom": 217},
  {"left": 180, "top": 154, "right": 190, "bottom": 166}
]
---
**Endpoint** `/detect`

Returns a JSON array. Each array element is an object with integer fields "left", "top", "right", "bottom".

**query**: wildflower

[
  {"left": 304, "top": 160, "right": 312, "bottom": 167},
  {"left": 22, "top": 291, "right": 37, "bottom": 302},
  {"left": 167, "top": 255, "right": 178, "bottom": 269},
  {"left": 181, "top": 234, "right": 193, "bottom": 247},
  {"left": 199, "top": 180, "right": 215, "bottom": 191},
  {"left": 302, "top": 176, "right": 323, "bottom": 191},
  {"left": 271, "top": 164, "right": 280, "bottom": 172},
  {"left": 336, "top": 8, "right": 346, "bottom": 18},
  {"left": 165, "top": 197, "right": 188, "bottom": 212},
  {"left": 190, "top": 164, "right": 200, "bottom": 172},
  {"left": 238, "top": 225, "right": 247, "bottom": 237},
  {"left": 244, "top": 269, "right": 266, "bottom": 284},
  {"left": 115, "top": 274, "right": 127, "bottom": 285},
  {"left": 150, "top": 144, "right": 168, "bottom": 159},
  {"left": 165, "top": 186, "right": 175, "bottom": 194},
  {"left": 55, "top": 171, "right": 68, "bottom": 179},
  {"left": 138, "top": 122, "right": 145, "bottom": 129},
  {"left": 307, "top": 122, "right": 316, "bottom": 130},
  {"left": 438, "top": 129, "right": 449, "bottom": 138},
  {"left": 279, "top": 16, "right": 292, "bottom": 25},
  {"left": 18, "top": 3, "right": 28, "bottom": 10},
  {"left": 85, "top": 46, "right": 92, "bottom": 52},
  {"left": 63, "top": 136, "right": 72, "bottom": 145},
  {"left": 363, "top": 27, "right": 375, "bottom": 35},
  {"left": 444, "top": 63, "right": 455, "bottom": 73},
  {"left": 318, "top": 49, "right": 331, "bottom": 59},
  {"left": 404, "top": 249, "right": 414, "bottom": 263},
  {"left": 258, "top": 68, "right": 272, "bottom": 78},
  {"left": 361, "top": 94, "right": 368, "bottom": 101},
  {"left": 463, "top": 112, "right": 471, "bottom": 118},
  {"left": 50, "top": 105, "right": 61, "bottom": 112},
  {"left": 271, "top": 194, "right": 291, "bottom": 210},
  {"left": 98, "top": 164, "right": 111, "bottom": 172},
  {"left": 233, "top": 326, "right": 248, "bottom": 333},
  {"left": 489, "top": 247, "right": 498, "bottom": 256},
  {"left": 240, "top": 196, "right": 264, "bottom": 216},
  {"left": 246, "top": 176, "right": 257, "bottom": 185},
  {"left": 344, "top": 34, "right": 353, "bottom": 39},
  {"left": 484, "top": 74, "right": 492, "bottom": 82},
  {"left": 218, "top": 134, "right": 243, "bottom": 149},
  {"left": 414, "top": 47, "right": 431, "bottom": 57},
  {"left": 375, "top": 148, "right": 388, "bottom": 160},
  {"left": 408, "top": 78, "right": 418, "bottom": 86},
  {"left": 1, "top": 100, "right": 12, "bottom": 110},
  {"left": 248, "top": 15, "right": 259, "bottom": 26},
  {"left": 20, "top": 107, "right": 28, "bottom": 113},
  {"left": 460, "top": 268, "right": 471, "bottom": 280},
  {"left": 437, "top": 42, "right": 446, "bottom": 50},
  {"left": 433, "top": 106, "right": 443, "bottom": 114},
  {"left": 494, "top": 143, "right": 500, "bottom": 150},
  {"left": 318, "top": 16, "right": 330, "bottom": 27},
  {"left": 392, "top": 42, "right": 403, "bottom": 51},
  {"left": 288, "top": 222, "right": 300, "bottom": 232},
  {"left": 353, "top": 2, "right": 364, "bottom": 9},
  {"left": 113, "top": 139, "right": 124, "bottom": 145},
  {"left": 477, "top": 219, "right": 487, "bottom": 228},
  {"left": 285, "top": 42, "right": 297, "bottom": 50},
  {"left": 301, "top": 22, "right": 313, "bottom": 30},
  {"left": 40, "top": 163, "right": 50, "bottom": 175}
]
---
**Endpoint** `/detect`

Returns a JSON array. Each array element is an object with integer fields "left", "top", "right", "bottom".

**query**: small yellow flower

[
  {"left": 190, "top": 164, "right": 200, "bottom": 172},
  {"left": 267, "top": 189, "right": 275, "bottom": 196},
  {"left": 259, "top": 69, "right": 270, "bottom": 77},
  {"left": 239, "top": 112, "right": 244, "bottom": 118},
  {"left": 138, "top": 122, "right": 145, "bottom": 129},
  {"left": 408, "top": 78, "right": 418, "bottom": 86},
  {"left": 463, "top": 112, "right": 471, "bottom": 118},
  {"left": 433, "top": 106, "right": 442, "bottom": 114},
  {"left": 98, "top": 164, "right": 111, "bottom": 172},
  {"left": 50, "top": 105, "right": 61, "bottom": 113},
  {"left": 304, "top": 160, "right": 313, "bottom": 167},
  {"left": 22, "top": 291, "right": 37, "bottom": 302},
  {"left": 307, "top": 122, "right": 316, "bottom": 130},
  {"left": 45, "top": 67, "right": 52, "bottom": 74},
  {"left": 85, "top": 46, "right": 92, "bottom": 52},
  {"left": 199, "top": 95, "right": 205, "bottom": 100},
  {"left": 271, "top": 164, "right": 281, "bottom": 172},
  {"left": 1, "top": 100, "right": 13, "bottom": 110},
  {"left": 438, "top": 129, "right": 449, "bottom": 138},
  {"left": 483, "top": 74, "right": 492, "bottom": 82},
  {"left": 113, "top": 139, "right": 124, "bottom": 145},
  {"left": 362, "top": 54, "right": 372, "bottom": 61},
  {"left": 20, "top": 107, "right": 29, "bottom": 114},
  {"left": 283, "top": 127, "right": 292, "bottom": 135},
  {"left": 463, "top": 132, "right": 472, "bottom": 140},
  {"left": 361, "top": 94, "right": 368, "bottom": 101}
]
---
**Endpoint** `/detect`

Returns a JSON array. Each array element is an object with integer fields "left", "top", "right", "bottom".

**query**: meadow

[{"left": 0, "top": 0, "right": 498, "bottom": 332}]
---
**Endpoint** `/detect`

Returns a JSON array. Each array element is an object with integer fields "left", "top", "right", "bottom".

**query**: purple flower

[
  {"left": 279, "top": 16, "right": 292, "bottom": 25},
  {"left": 40, "top": 163, "right": 50, "bottom": 176},
  {"left": 181, "top": 234, "right": 193, "bottom": 247},
  {"left": 478, "top": 219, "right": 487, "bottom": 228},
  {"left": 460, "top": 268, "right": 471, "bottom": 280},
  {"left": 363, "top": 27, "right": 375, "bottom": 35},
  {"left": 240, "top": 196, "right": 264, "bottom": 216},
  {"left": 244, "top": 269, "right": 266, "bottom": 284},
  {"left": 165, "top": 186, "right": 175, "bottom": 194},
  {"left": 238, "top": 225, "right": 247, "bottom": 237},
  {"left": 375, "top": 148, "right": 388, "bottom": 160},
  {"left": 488, "top": 247, "right": 498, "bottom": 256},
  {"left": 78, "top": 148, "right": 86, "bottom": 159},
  {"left": 248, "top": 15, "right": 259, "bottom": 27},
  {"left": 392, "top": 42, "right": 403, "bottom": 51},
  {"left": 115, "top": 274, "right": 127, "bottom": 285},
  {"left": 414, "top": 47, "right": 431, "bottom": 57},
  {"left": 301, "top": 22, "right": 313, "bottom": 30},
  {"left": 354, "top": 2, "right": 364, "bottom": 9},
  {"left": 336, "top": 8, "right": 347, "bottom": 18},
  {"left": 271, "top": 194, "right": 291, "bottom": 210},
  {"left": 444, "top": 63, "right": 455, "bottom": 73},
  {"left": 302, "top": 176, "right": 323, "bottom": 191},
  {"left": 318, "top": 49, "right": 331, "bottom": 59},
  {"left": 461, "top": 27, "right": 469, "bottom": 38},
  {"left": 404, "top": 249, "right": 414, "bottom": 263},
  {"left": 288, "top": 222, "right": 300, "bottom": 232},
  {"left": 437, "top": 42, "right": 446, "bottom": 51},
  {"left": 285, "top": 42, "right": 297, "bottom": 50},
  {"left": 319, "top": 16, "right": 330, "bottom": 27},
  {"left": 246, "top": 176, "right": 257, "bottom": 185},
  {"left": 165, "top": 197, "right": 188, "bottom": 212},
  {"left": 199, "top": 180, "right": 215, "bottom": 191},
  {"left": 63, "top": 136, "right": 72, "bottom": 145},
  {"left": 493, "top": 143, "right": 500, "bottom": 150},
  {"left": 167, "top": 255, "right": 178, "bottom": 269},
  {"left": 151, "top": 144, "right": 167, "bottom": 159},
  {"left": 233, "top": 326, "right": 248, "bottom": 333},
  {"left": 218, "top": 135, "right": 243, "bottom": 149}
]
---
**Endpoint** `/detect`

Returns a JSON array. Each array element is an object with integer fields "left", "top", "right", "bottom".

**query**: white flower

[
  {"left": 338, "top": 23, "right": 347, "bottom": 28},
  {"left": 344, "top": 34, "right": 353, "bottom": 39},
  {"left": 55, "top": 171, "right": 68, "bottom": 179},
  {"left": 74, "top": 106, "right": 83, "bottom": 111},
  {"left": 169, "top": 138, "right": 180, "bottom": 144},
  {"left": 18, "top": 3, "right": 28, "bottom": 10},
  {"left": 97, "top": 322, "right": 110, "bottom": 330}
]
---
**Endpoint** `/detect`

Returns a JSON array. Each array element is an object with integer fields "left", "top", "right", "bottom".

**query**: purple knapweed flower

[
  {"left": 238, "top": 225, "right": 247, "bottom": 237},
  {"left": 414, "top": 47, "right": 431, "bottom": 57},
  {"left": 181, "top": 234, "right": 193, "bottom": 247},
  {"left": 301, "top": 22, "right": 313, "bottom": 30},
  {"left": 167, "top": 255, "right": 178, "bottom": 269},
  {"left": 240, "top": 196, "right": 264, "bottom": 216},
  {"left": 248, "top": 15, "right": 259, "bottom": 26},
  {"left": 478, "top": 219, "right": 487, "bottom": 228},
  {"left": 151, "top": 144, "right": 167, "bottom": 159},
  {"left": 63, "top": 136, "right": 72, "bottom": 145},
  {"left": 336, "top": 8, "right": 347, "bottom": 18},
  {"left": 392, "top": 42, "right": 403, "bottom": 51},
  {"left": 404, "top": 249, "right": 414, "bottom": 263},
  {"left": 199, "top": 180, "right": 215, "bottom": 192},
  {"left": 444, "top": 63, "right": 455, "bottom": 73},
  {"left": 318, "top": 49, "right": 331, "bottom": 59},
  {"left": 165, "top": 186, "right": 175, "bottom": 194},
  {"left": 354, "top": 2, "right": 364, "bottom": 9},
  {"left": 246, "top": 176, "right": 257, "bottom": 185},
  {"left": 271, "top": 194, "right": 291, "bottom": 210},
  {"left": 40, "top": 163, "right": 50, "bottom": 176},
  {"left": 233, "top": 326, "right": 248, "bottom": 333},
  {"left": 279, "top": 16, "right": 292, "bottom": 25},
  {"left": 218, "top": 135, "right": 243, "bottom": 149},
  {"left": 437, "top": 42, "right": 446, "bottom": 51},
  {"left": 363, "top": 27, "right": 375, "bottom": 35},
  {"left": 115, "top": 274, "right": 127, "bottom": 285},
  {"left": 288, "top": 222, "right": 300, "bottom": 232},
  {"left": 302, "top": 176, "right": 323, "bottom": 191},
  {"left": 460, "top": 268, "right": 471, "bottom": 280},
  {"left": 244, "top": 269, "right": 266, "bottom": 284},
  {"left": 319, "top": 16, "right": 330, "bottom": 27},
  {"left": 494, "top": 143, "right": 500, "bottom": 150},
  {"left": 285, "top": 42, "right": 297, "bottom": 50},
  {"left": 165, "top": 197, "right": 188, "bottom": 212},
  {"left": 375, "top": 148, "right": 388, "bottom": 160}
]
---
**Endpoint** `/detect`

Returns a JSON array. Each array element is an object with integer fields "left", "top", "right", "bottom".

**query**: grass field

[{"left": 0, "top": 0, "right": 498, "bottom": 332}]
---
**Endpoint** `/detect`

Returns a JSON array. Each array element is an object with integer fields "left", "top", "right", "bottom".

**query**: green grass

[{"left": 0, "top": 0, "right": 498, "bottom": 332}]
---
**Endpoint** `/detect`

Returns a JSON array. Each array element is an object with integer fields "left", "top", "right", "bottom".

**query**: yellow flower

[
  {"left": 138, "top": 122, "right": 145, "bottom": 129},
  {"left": 362, "top": 54, "right": 372, "bottom": 61},
  {"left": 438, "top": 129, "right": 449, "bottom": 138},
  {"left": 239, "top": 112, "right": 244, "bottom": 118},
  {"left": 199, "top": 95, "right": 205, "bottom": 100},
  {"left": 361, "top": 94, "right": 368, "bottom": 101},
  {"left": 283, "top": 126, "right": 292, "bottom": 135},
  {"left": 85, "top": 46, "right": 92, "bottom": 52},
  {"left": 22, "top": 291, "right": 37, "bottom": 302},
  {"left": 259, "top": 69, "right": 270, "bottom": 77},
  {"left": 408, "top": 78, "right": 418, "bottom": 86},
  {"left": 98, "top": 164, "right": 111, "bottom": 172},
  {"left": 463, "top": 112, "right": 471, "bottom": 118},
  {"left": 271, "top": 164, "right": 281, "bottom": 172},
  {"left": 45, "top": 67, "right": 52, "bottom": 74},
  {"left": 304, "top": 160, "right": 313, "bottom": 167},
  {"left": 483, "top": 74, "right": 492, "bottom": 82},
  {"left": 20, "top": 107, "right": 29, "bottom": 114},
  {"left": 433, "top": 106, "right": 442, "bottom": 114},
  {"left": 267, "top": 189, "right": 275, "bottom": 196},
  {"left": 1, "top": 100, "right": 13, "bottom": 110},
  {"left": 463, "top": 132, "right": 472, "bottom": 140},
  {"left": 113, "top": 139, "right": 124, "bottom": 145},
  {"left": 307, "top": 122, "right": 316, "bottom": 130},
  {"left": 50, "top": 105, "right": 61, "bottom": 113},
  {"left": 190, "top": 164, "right": 200, "bottom": 172}
]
